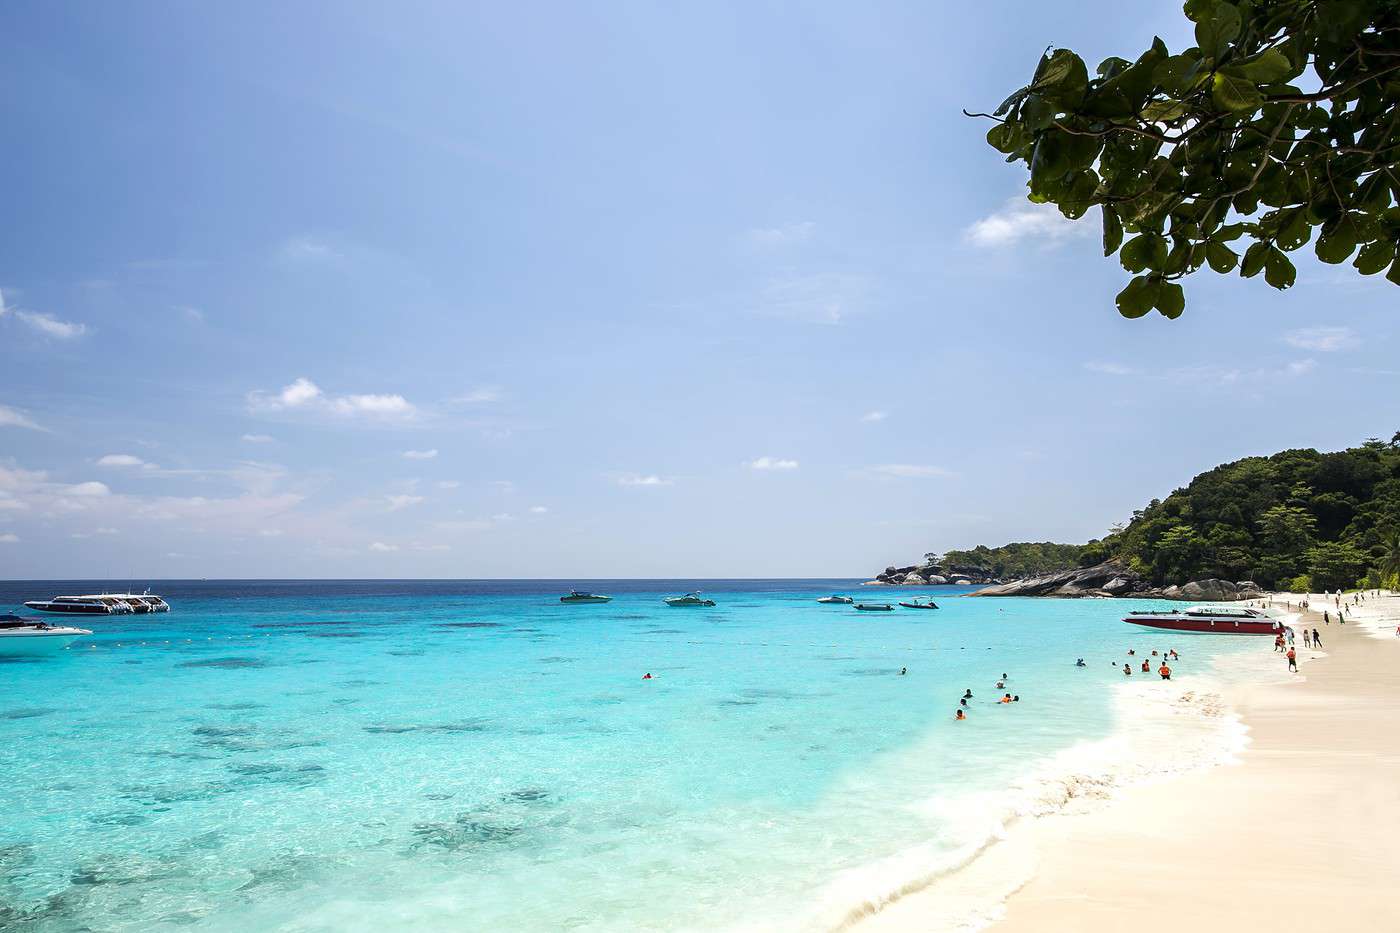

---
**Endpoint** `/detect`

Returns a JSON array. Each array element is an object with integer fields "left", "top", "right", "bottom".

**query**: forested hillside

[{"left": 935, "top": 435, "right": 1400, "bottom": 591}]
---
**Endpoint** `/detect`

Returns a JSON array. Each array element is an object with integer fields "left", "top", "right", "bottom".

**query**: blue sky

[{"left": 1, "top": 1, "right": 1395, "bottom": 579}]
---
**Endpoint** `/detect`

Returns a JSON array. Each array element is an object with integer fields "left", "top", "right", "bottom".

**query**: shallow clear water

[{"left": 0, "top": 581, "right": 1255, "bottom": 931}]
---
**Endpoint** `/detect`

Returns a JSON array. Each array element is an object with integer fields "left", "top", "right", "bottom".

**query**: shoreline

[{"left": 851, "top": 591, "right": 1400, "bottom": 932}]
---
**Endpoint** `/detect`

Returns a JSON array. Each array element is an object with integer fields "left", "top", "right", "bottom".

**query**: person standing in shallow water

[{"left": 1287, "top": 647, "right": 1298, "bottom": 672}]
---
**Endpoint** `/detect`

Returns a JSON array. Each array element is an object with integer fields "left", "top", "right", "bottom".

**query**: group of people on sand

[
  {"left": 1118, "top": 647, "right": 1177, "bottom": 680},
  {"left": 954, "top": 675, "right": 1020, "bottom": 720}
]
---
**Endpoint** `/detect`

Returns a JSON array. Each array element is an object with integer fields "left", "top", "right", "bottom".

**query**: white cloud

[
  {"left": 616, "top": 473, "right": 672, "bottom": 487},
  {"left": 965, "top": 197, "right": 1088, "bottom": 247},
  {"left": 97, "top": 454, "right": 154, "bottom": 469},
  {"left": 71, "top": 527, "right": 119, "bottom": 539},
  {"left": 241, "top": 434, "right": 274, "bottom": 443},
  {"left": 402, "top": 449, "right": 439, "bottom": 460},
  {"left": 437, "top": 480, "right": 461, "bottom": 489},
  {"left": 0, "top": 403, "right": 45, "bottom": 432},
  {"left": 860, "top": 411, "right": 887, "bottom": 423},
  {"left": 747, "top": 456, "right": 799, "bottom": 471},
  {"left": 1286, "top": 358, "right": 1317, "bottom": 376},
  {"left": 259, "top": 529, "right": 284, "bottom": 537},
  {"left": 0, "top": 287, "right": 7, "bottom": 315},
  {"left": 14, "top": 310, "right": 88, "bottom": 339},
  {"left": 177, "top": 305, "right": 205, "bottom": 322},
  {"left": 1084, "top": 361, "right": 1136, "bottom": 376},
  {"left": 0, "top": 496, "right": 27, "bottom": 511},
  {"left": 869, "top": 464, "right": 951, "bottom": 479},
  {"left": 65, "top": 481, "right": 111, "bottom": 497},
  {"left": 247, "top": 378, "right": 417, "bottom": 421},
  {"left": 0, "top": 533, "right": 18, "bottom": 543},
  {"left": 452, "top": 387, "right": 501, "bottom": 404},
  {"left": 369, "top": 541, "right": 399, "bottom": 552},
  {"left": 529, "top": 505, "right": 548, "bottom": 514},
  {"left": 1283, "top": 326, "right": 1358, "bottom": 352},
  {"left": 386, "top": 494, "right": 425, "bottom": 510},
  {"left": 742, "top": 221, "right": 816, "bottom": 249}
]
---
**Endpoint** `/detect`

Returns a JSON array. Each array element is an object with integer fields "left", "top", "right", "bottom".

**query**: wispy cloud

[
  {"left": 1283, "top": 326, "right": 1358, "bottom": 352},
  {"left": 529, "top": 505, "right": 548, "bottom": 514},
  {"left": 965, "top": 197, "right": 1088, "bottom": 248},
  {"left": 71, "top": 527, "right": 118, "bottom": 539},
  {"left": 860, "top": 410, "right": 887, "bottom": 423},
  {"left": 177, "top": 305, "right": 206, "bottom": 323},
  {"left": 14, "top": 310, "right": 88, "bottom": 339},
  {"left": 751, "top": 271, "right": 866, "bottom": 325},
  {"left": 0, "top": 533, "right": 18, "bottom": 544},
  {"left": 437, "top": 480, "right": 461, "bottom": 489},
  {"left": 247, "top": 377, "right": 417, "bottom": 421},
  {"left": 1083, "top": 361, "right": 1136, "bottom": 376},
  {"left": 0, "top": 403, "right": 46, "bottom": 432},
  {"left": 616, "top": 473, "right": 672, "bottom": 487},
  {"left": 741, "top": 221, "right": 816, "bottom": 249},
  {"left": 385, "top": 494, "right": 425, "bottom": 511},
  {"left": 868, "top": 464, "right": 951, "bottom": 479},
  {"left": 369, "top": 541, "right": 399, "bottom": 552},
  {"left": 451, "top": 387, "right": 501, "bottom": 404},
  {"left": 65, "top": 481, "right": 110, "bottom": 497},
  {"left": 1286, "top": 358, "right": 1317, "bottom": 376},
  {"left": 746, "top": 456, "right": 799, "bottom": 471},
  {"left": 279, "top": 236, "right": 341, "bottom": 261},
  {"left": 241, "top": 433, "right": 274, "bottom": 443},
  {"left": 401, "top": 449, "right": 438, "bottom": 460},
  {"left": 97, "top": 454, "right": 157, "bottom": 470}
]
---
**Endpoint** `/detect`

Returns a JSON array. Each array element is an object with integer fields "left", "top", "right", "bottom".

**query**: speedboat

[
  {"left": 664, "top": 593, "right": 716, "bottom": 607},
  {"left": 817, "top": 595, "right": 854, "bottom": 604},
  {"left": 23, "top": 594, "right": 135, "bottom": 615},
  {"left": 898, "top": 599, "right": 939, "bottom": 610},
  {"left": 854, "top": 603, "right": 895, "bottom": 612},
  {"left": 1123, "top": 603, "right": 1284, "bottom": 635},
  {"left": 560, "top": 591, "right": 612, "bottom": 603},
  {"left": 0, "top": 615, "right": 91, "bottom": 655}
]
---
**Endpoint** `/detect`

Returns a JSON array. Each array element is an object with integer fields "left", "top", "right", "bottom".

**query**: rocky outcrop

[
  {"left": 867, "top": 562, "right": 1000, "bottom": 586},
  {"left": 969, "top": 561, "right": 1264, "bottom": 600}
]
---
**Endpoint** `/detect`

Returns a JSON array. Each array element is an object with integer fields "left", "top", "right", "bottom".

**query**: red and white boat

[{"left": 1123, "top": 604, "right": 1286, "bottom": 635}]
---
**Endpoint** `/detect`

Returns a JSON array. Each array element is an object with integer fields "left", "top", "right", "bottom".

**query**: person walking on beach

[
  {"left": 1303, "top": 629, "right": 1311, "bottom": 648},
  {"left": 1287, "top": 647, "right": 1298, "bottom": 672},
  {"left": 1324, "top": 610, "right": 1330, "bottom": 625},
  {"left": 1312, "top": 628, "right": 1322, "bottom": 647}
]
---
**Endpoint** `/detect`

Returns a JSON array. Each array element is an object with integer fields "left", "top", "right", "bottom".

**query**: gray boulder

[{"left": 924, "top": 574, "right": 949, "bottom": 585}]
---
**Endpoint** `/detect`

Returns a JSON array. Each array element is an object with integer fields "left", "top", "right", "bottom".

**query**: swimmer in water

[
  {"left": 899, "top": 667, "right": 907, "bottom": 676},
  {"left": 1075, "top": 658, "right": 1086, "bottom": 667},
  {"left": 995, "top": 680, "right": 1005, "bottom": 689},
  {"left": 1123, "top": 663, "right": 1132, "bottom": 676},
  {"left": 1012, "top": 695, "right": 1020, "bottom": 702},
  {"left": 1000, "top": 693, "right": 1012, "bottom": 703},
  {"left": 642, "top": 673, "right": 652, "bottom": 680},
  {"left": 963, "top": 689, "right": 973, "bottom": 699},
  {"left": 955, "top": 709, "right": 966, "bottom": 721}
]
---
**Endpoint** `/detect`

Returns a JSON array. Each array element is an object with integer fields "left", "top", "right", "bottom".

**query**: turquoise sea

[{"left": 0, "top": 581, "right": 1257, "bottom": 931}]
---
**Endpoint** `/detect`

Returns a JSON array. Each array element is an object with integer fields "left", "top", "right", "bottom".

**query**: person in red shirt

[
  {"left": 1158, "top": 663, "right": 1171, "bottom": 680},
  {"left": 1287, "top": 648, "right": 1297, "bottom": 672}
]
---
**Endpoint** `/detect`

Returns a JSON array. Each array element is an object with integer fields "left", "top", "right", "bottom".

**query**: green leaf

[
  {"left": 1116, "top": 275, "right": 1159, "bottom": 318},
  {"left": 1224, "top": 48, "right": 1294, "bottom": 84},
  {"left": 1315, "top": 215, "right": 1360, "bottom": 264},
  {"left": 1240, "top": 242, "right": 1269, "bottom": 278},
  {"left": 1155, "top": 281, "right": 1186, "bottom": 318},
  {"left": 1264, "top": 248, "right": 1295, "bottom": 289},
  {"left": 1141, "top": 99, "right": 1189, "bottom": 122},
  {"left": 1195, "top": 1, "right": 1241, "bottom": 59},
  {"left": 1060, "top": 170, "right": 1100, "bottom": 219},
  {"left": 1120, "top": 233, "right": 1167, "bottom": 273},
  {"left": 1354, "top": 240, "right": 1394, "bottom": 275},
  {"left": 1152, "top": 53, "right": 1206, "bottom": 95},
  {"left": 1212, "top": 72, "right": 1263, "bottom": 112},
  {"left": 1032, "top": 49, "right": 1089, "bottom": 107},
  {"left": 986, "top": 122, "right": 1027, "bottom": 154},
  {"left": 1206, "top": 240, "right": 1239, "bottom": 272},
  {"left": 1102, "top": 207, "right": 1124, "bottom": 256}
]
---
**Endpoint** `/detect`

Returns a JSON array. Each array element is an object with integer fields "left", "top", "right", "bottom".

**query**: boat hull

[
  {"left": 560, "top": 596, "right": 611, "bottom": 603},
  {"left": 855, "top": 605, "right": 894, "bottom": 612},
  {"left": 1123, "top": 616, "right": 1281, "bottom": 635},
  {"left": 898, "top": 603, "right": 938, "bottom": 610},
  {"left": 23, "top": 602, "right": 118, "bottom": 615}
]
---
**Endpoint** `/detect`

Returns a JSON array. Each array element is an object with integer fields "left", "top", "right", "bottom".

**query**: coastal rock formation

[
  {"left": 867, "top": 562, "right": 1000, "bottom": 586},
  {"left": 969, "top": 561, "right": 1263, "bottom": 600}
]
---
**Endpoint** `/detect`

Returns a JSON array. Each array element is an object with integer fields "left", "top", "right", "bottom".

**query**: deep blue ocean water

[{"left": 0, "top": 580, "right": 1251, "bottom": 931}]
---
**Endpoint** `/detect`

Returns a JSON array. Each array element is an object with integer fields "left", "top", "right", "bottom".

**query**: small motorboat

[
  {"left": 1122, "top": 604, "right": 1283, "bottom": 635},
  {"left": 854, "top": 603, "right": 895, "bottom": 612},
  {"left": 24, "top": 594, "right": 135, "bottom": 615},
  {"left": 0, "top": 615, "right": 91, "bottom": 656},
  {"left": 817, "top": 595, "right": 854, "bottom": 604},
  {"left": 898, "top": 600, "right": 939, "bottom": 610},
  {"left": 664, "top": 593, "right": 716, "bottom": 607},
  {"left": 560, "top": 591, "right": 612, "bottom": 603}
]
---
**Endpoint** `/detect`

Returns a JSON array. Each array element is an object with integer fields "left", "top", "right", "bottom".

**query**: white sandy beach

[{"left": 855, "top": 591, "right": 1400, "bottom": 933}]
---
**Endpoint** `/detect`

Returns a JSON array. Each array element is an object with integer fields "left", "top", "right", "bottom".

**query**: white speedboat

[
  {"left": 24, "top": 594, "right": 134, "bottom": 615},
  {"left": 560, "top": 591, "right": 612, "bottom": 603},
  {"left": 0, "top": 615, "right": 91, "bottom": 655},
  {"left": 817, "top": 595, "right": 854, "bottom": 604},
  {"left": 105, "top": 591, "right": 171, "bottom": 613}
]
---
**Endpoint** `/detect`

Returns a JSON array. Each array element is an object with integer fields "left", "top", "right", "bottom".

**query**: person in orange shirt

[
  {"left": 1287, "top": 647, "right": 1297, "bottom": 672},
  {"left": 1158, "top": 663, "right": 1171, "bottom": 680}
]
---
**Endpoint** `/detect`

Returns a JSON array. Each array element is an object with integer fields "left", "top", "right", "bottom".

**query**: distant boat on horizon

[
  {"left": 560, "top": 591, "right": 612, "bottom": 603},
  {"left": 817, "top": 595, "right": 854, "bottom": 604},
  {"left": 24, "top": 591, "right": 169, "bottom": 615},
  {"left": 664, "top": 593, "right": 716, "bottom": 607},
  {"left": 898, "top": 599, "right": 939, "bottom": 610},
  {"left": 854, "top": 603, "right": 895, "bottom": 612}
]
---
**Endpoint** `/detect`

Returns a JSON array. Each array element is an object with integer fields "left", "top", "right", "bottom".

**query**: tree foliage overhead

[{"left": 977, "top": 0, "right": 1400, "bottom": 318}]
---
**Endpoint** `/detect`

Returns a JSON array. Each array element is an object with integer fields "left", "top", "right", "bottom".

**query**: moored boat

[
  {"left": 23, "top": 594, "right": 135, "bottom": 615},
  {"left": 898, "top": 599, "right": 939, "bottom": 610},
  {"left": 1122, "top": 603, "right": 1284, "bottom": 635},
  {"left": 817, "top": 595, "right": 854, "bottom": 604},
  {"left": 664, "top": 593, "right": 716, "bottom": 607},
  {"left": 105, "top": 592, "right": 171, "bottom": 613},
  {"left": 854, "top": 603, "right": 895, "bottom": 612},
  {"left": 560, "top": 591, "right": 612, "bottom": 603},
  {"left": 0, "top": 615, "right": 92, "bottom": 655}
]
